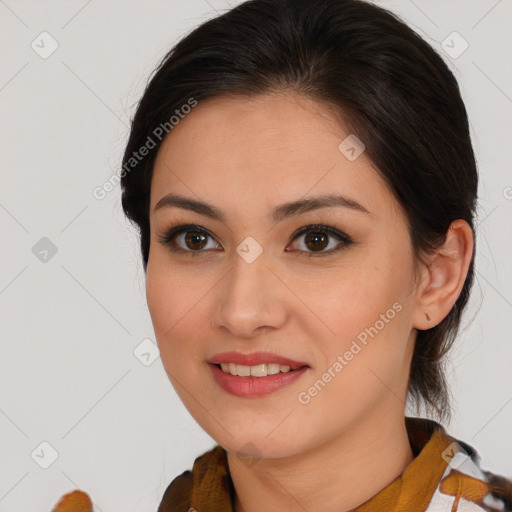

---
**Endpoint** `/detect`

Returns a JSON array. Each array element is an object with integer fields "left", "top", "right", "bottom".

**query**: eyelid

[
  {"left": 288, "top": 223, "right": 353, "bottom": 245},
  {"left": 158, "top": 221, "right": 355, "bottom": 257},
  {"left": 157, "top": 223, "right": 219, "bottom": 247}
]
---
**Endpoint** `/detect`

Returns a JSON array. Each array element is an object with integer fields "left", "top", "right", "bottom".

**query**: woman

[{"left": 115, "top": 0, "right": 512, "bottom": 511}]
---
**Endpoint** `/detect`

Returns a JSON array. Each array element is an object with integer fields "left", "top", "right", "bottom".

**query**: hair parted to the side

[{"left": 120, "top": 0, "right": 478, "bottom": 425}]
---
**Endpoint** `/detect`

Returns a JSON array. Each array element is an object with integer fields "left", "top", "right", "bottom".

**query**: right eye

[{"left": 158, "top": 224, "right": 221, "bottom": 257}]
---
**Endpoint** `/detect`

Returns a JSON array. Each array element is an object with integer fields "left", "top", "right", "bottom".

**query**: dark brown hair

[{"left": 120, "top": 0, "right": 478, "bottom": 424}]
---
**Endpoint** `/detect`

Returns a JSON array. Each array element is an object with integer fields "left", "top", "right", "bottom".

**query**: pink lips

[
  {"left": 207, "top": 351, "right": 309, "bottom": 370},
  {"left": 209, "top": 363, "right": 309, "bottom": 397},
  {"left": 207, "top": 351, "right": 310, "bottom": 398}
]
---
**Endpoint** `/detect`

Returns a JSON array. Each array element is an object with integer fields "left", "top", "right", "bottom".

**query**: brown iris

[
  {"left": 304, "top": 232, "right": 329, "bottom": 251},
  {"left": 185, "top": 231, "right": 208, "bottom": 250}
]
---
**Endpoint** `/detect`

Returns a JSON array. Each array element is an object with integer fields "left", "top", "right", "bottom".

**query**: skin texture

[{"left": 146, "top": 92, "right": 474, "bottom": 512}]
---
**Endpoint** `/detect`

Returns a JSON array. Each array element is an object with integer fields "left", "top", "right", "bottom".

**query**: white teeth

[
  {"left": 219, "top": 362, "right": 294, "bottom": 377},
  {"left": 266, "top": 363, "right": 281, "bottom": 375}
]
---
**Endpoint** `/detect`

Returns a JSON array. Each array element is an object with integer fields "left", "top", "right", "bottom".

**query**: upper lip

[{"left": 207, "top": 351, "right": 309, "bottom": 370}]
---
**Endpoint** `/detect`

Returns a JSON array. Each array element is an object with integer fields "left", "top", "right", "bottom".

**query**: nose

[{"left": 212, "top": 249, "right": 288, "bottom": 339}]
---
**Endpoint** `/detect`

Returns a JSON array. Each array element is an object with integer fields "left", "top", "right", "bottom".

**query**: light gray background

[{"left": 0, "top": 0, "right": 511, "bottom": 511}]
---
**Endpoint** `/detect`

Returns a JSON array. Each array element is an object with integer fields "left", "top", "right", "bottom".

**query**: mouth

[
  {"left": 211, "top": 362, "right": 308, "bottom": 378},
  {"left": 207, "top": 351, "right": 310, "bottom": 374},
  {"left": 208, "top": 362, "right": 310, "bottom": 397}
]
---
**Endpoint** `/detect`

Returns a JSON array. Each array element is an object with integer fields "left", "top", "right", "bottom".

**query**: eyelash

[{"left": 158, "top": 222, "right": 355, "bottom": 259}]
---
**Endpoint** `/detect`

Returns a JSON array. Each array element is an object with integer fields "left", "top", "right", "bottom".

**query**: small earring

[{"left": 425, "top": 312, "right": 431, "bottom": 321}]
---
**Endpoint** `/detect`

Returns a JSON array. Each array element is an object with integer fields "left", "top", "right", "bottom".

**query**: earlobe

[{"left": 413, "top": 220, "right": 474, "bottom": 330}]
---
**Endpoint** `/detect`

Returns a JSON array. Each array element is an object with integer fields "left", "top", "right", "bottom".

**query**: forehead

[{"left": 150, "top": 92, "right": 402, "bottom": 223}]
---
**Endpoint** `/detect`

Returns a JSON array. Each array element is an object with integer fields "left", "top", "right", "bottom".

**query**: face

[{"left": 146, "top": 92, "right": 421, "bottom": 459}]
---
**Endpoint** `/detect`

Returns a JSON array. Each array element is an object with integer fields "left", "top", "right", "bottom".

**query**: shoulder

[
  {"left": 157, "top": 445, "right": 230, "bottom": 512},
  {"left": 433, "top": 439, "right": 512, "bottom": 511},
  {"left": 157, "top": 467, "right": 194, "bottom": 512}
]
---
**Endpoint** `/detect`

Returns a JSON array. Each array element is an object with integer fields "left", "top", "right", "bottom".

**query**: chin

[{"left": 211, "top": 428, "right": 305, "bottom": 461}]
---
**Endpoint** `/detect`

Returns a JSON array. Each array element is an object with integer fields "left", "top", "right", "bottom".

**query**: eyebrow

[{"left": 153, "top": 192, "right": 371, "bottom": 223}]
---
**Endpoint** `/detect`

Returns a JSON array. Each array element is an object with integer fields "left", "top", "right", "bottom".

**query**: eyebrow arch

[{"left": 153, "top": 192, "right": 371, "bottom": 223}]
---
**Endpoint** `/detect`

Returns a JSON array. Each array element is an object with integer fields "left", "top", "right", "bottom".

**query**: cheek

[
  {"left": 145, "top": 259, "right": 190, "bottom": 359},
  {"left": 306, "top": 265, "right": 396, "bottom": 340},
  {"left": 307, "top": 254, "right": 412, "bottom": 377},
  {"left": 145, "top": 269, "right": 171, "bottom": 335},
  {"left": 146, "top": 267, "right": 214, "bottom": 429},
  {"left": 322, "top": 280, "right": 413, "bottom": 411},
  {"left": 145, "top": 258, "right": 209, "bottom": 374},
  {"left": 146, "top": 254, "right": 195, "bottom": 333}
]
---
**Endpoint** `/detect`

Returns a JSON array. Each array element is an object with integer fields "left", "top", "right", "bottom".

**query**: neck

[{"left": 228, "top": 412, "right": 414, "bottom": 512}]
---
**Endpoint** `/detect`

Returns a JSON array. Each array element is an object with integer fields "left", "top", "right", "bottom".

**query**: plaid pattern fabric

[{"left": 425, "top": 439, "right": 512, "bottom": 512}]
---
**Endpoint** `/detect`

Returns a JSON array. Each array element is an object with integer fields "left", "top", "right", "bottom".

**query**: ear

[{"left": 412, "top": 219, "right": 474, "bottom": 330}]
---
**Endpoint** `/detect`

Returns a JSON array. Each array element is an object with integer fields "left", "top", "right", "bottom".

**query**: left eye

[
  {"left": 287, "top": 224, "right": 353, "bottom": 255},
  {"left": 286, "top": 226, "right": 350, "bottom": 253},
  {"left": 158, "top": 223, "right": 354, "bottom": 257}
]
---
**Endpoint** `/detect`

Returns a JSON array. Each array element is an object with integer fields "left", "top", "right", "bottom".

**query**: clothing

[{"left": 157, "top": 416, "right": 512, "bottom": 511}]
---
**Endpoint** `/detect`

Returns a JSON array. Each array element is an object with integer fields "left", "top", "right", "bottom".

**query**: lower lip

[{"left": 209, "top": 363, "right": 309, "bottom": 397}]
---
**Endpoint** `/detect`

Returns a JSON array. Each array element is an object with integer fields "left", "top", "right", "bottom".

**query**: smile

[
  {"left": 218, "top": 362, "right": 295, "bottom": 377},
  {"left": 209, "top": 363, "right": 309, "bottom": 397}
]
